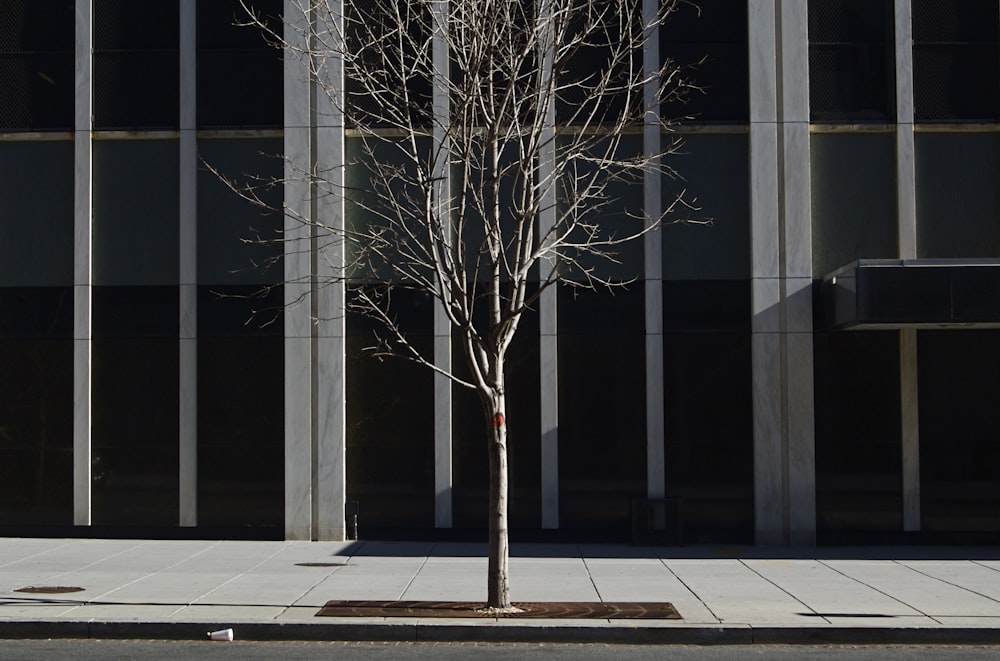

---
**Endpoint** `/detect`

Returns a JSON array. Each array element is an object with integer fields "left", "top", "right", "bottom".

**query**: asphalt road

[{"left": 2, "top": 641, "right": 1000, "bottom": 660}]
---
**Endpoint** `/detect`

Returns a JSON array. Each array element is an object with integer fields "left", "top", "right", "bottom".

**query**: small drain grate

[
  {"left": 15, "top": 586, "right": 85, "bottom": 594},
  {"left": 295, "top": 562, "right": 348, "bottom": 567}
]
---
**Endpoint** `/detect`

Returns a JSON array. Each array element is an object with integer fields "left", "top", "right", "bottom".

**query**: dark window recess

[
  {"left": 93, "top": 0, "right": 179, "bottom": 129},
  {"left": 814, "top": 331, "right": 902, "bottom": 534},
  {"left": 659, "top": 0, "right": 749, "bottom": 123},
  {"left": 0, "top": 2, "right": 74, "bottom": 131},
  {"left": 912, "top": 0, "right": 1000, "bottom": 122},
  {"left": 808, "top": 0, "right": 895, "bottom": 122},
  {"left": 197, "top": 0, "right": 283, "bottom": 128}
]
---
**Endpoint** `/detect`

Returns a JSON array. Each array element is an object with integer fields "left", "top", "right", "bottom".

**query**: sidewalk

[{"left": 3, "top": 537, "right": 1000, "bottom": 644}]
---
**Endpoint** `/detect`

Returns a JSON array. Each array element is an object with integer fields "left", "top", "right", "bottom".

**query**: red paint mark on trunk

[{"left": 493, "top": 412, "right": 505, "bottom": 428}]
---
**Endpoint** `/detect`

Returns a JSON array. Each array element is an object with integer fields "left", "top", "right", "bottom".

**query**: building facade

[{"left": 2, "top": 0, "right": 1000, "bottom": 544}]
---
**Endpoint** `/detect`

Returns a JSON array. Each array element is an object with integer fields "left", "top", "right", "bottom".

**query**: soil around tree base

[{"left": 316, "top": 601, "right": 681, "bottom": 619}]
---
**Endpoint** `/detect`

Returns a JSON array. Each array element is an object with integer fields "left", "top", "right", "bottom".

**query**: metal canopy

[{"left": 820, "top": 259, "right": 1000, "bottom": 330}]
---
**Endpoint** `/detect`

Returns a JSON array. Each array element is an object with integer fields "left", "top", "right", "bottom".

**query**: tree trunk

[{"left": 485, "top": 388, "right": 511, "bottom": 610}]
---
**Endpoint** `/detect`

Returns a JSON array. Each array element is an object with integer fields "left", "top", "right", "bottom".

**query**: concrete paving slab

[
  {"left": 823, "top": 560, "right": 1000, "bottom": 617},
  {"left": 173, "top": 605, "right": 287, "bottom": 620},
  {"left": 744, "top": 559, "right": 922, "bottom": 616}
]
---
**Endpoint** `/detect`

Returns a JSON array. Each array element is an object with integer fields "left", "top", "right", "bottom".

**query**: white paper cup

[{"left": 208, "top": 628, "right": 234, "bottom": 641}]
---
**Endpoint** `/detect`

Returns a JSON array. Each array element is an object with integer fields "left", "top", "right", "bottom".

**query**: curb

[{"left": 2, "top": 620, "right": 1000, "bottom": 645}]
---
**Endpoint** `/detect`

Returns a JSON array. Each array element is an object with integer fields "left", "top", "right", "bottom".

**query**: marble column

[
  {"left": 73, "top": 0, "right": 93, "bottom": 527},
  {"left": 538, "top": 11, "right": 559, "bottom": 529},
  {"left": 780, "top": 0, "right": 816, "bottom": 546},
  {"left": 749, "top": 0, "right": 783, "bottom": 545},
  {"left": 894, "top": 0, "right": 920, "bottom": 532},
  {"left": 643, "top": 0, "right": 665, "bottom": 501},
  {"left": 749, "top": 0, "right": 816, "bottom": 545},
  {"left": 432, "top": 0, "right": 453, "bottom": 529},
  {"left": 178, "top": 0, "right": 198, "bottom": 528},
  {"left": 314, "top": 1, "right": 347, "bottom": 541},
  {"left": 283, "top": 0, "right": 313, "bottom": 540}
]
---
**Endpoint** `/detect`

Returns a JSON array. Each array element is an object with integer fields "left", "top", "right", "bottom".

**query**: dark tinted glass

[
  {"left": 918, "top": 330, "right": 1000, "bottom": 533},
  {"left": 558, "top": 285, "right": 646, "bottom": 535},
  {"left": 93, "top": 140, "right": 179, "bottom": 286},
  {"left": 346, "top": 290, "right": 435, "bottom": 531},
  {"left": 912, "top": 0, "right": 1000, "bottom": 122},
  {"left": 197, "top": 0, "right": 283, "bottom": 128},
  {"left": 0, "top": 1, "right": 74, "bottom": 130},
  {"left": 916, "top": 132, "right": 1000, "bottom": 258},
  {"left": 198, "top": 336, "right": 283, "bottom": 528},
  {"left": 814, "top": 331, "right": 902, "bottom": 535},
  {"left": 808, "top": 0, "right": 895, "bottom": 122},
  {"left": 663, "top": 331, "right": 753, "bottom": 543},
  {"left": 811, "top": 132, "right": 898, "bottom": 277},
  {"left": 660, "top": 0, "right": 749, "bottom": 123},
  {"left": 94, "top": 0, "right": 179, "bottom": 129},
  {"left": 0, "top": 140, "right": 74, "bottom": 286},
  {"left": 197, "top": 138, "right": 284, "bottom": 286},
  {"left": 91, "top": 338, "right": 179, "bottom": 526},
  {"left": 662, "top": 132, "right": 751, "bottom": 280},
  {"left": 0, "top": 339, "right": 73, "bottom": 525}
]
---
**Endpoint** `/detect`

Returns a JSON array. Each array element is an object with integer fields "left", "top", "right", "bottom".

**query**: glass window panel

[
  {"left": 94, "top": 0, "right": 179, "bottom": 129},
  {"left": 198, "top": 336, "right": 283, "bottom": 529},
  {"left": 344, "top": 136, "right": 436, "bottom": 284},
  {"left": 197, "top": 0, "right": 282, "bottom": 128},
  {"left": 662, "top": 132, "right": 750, "bottom": 280},
  {"left": 659, "top": 0, "right": 749, "bottom": 123},
  {"left": 197, "top": 138, "right": 283, "bottom": 286},
  {"left": 556, "top": 3, "right": 643, "bottom": 126},
  {"left": 346, "top": 290, "right": 434, "bottom": 531},
  {"left": 813, "top": 331, "right": 902, "bottom": 536},
  {"left": 0, "top": 2, "right": 74, "bottom": 131},
  {"left": 918, "top": 330, "right": 1000, "bottom": 534},
  {"left": 915, "top": 132, "right": 1000, "bottom": 258},
  {"left": 91, "top": 338, "right": 179, "bottom": 526},
  {"left": 0, "top": 140, "right": 73, "bottom": 286},
  {"left": 663, "top": 331, "right": 753, "bottom": 543},
  {"left": 0, "top": 287, "right": 73, "bottom": 338},
  {"left": 662, "top": 280, "right": 750, "bottom": 332},
  {"left": 808, "top": 0, "right": 895, "bottom": 122},
  {"left": 93, "top": 140, "right": 179, "bottom": 286},
  {"left": 558, "top": 285, "right": 645, "bottom": 535},
  {"left": 811, "top": 132, "right": 898, "bottom": 278},
  {"left": 556, "top": 134, "right": 645, "bottom": 284},
  {"left": 912, "top": 0, "right": 1000, "bottom": 122},
  {"left": 93, "top": 286, "right": 178, "bottom": 338},
  {"left": 0, "top": 338, "right": 73, "bottom": 526}
]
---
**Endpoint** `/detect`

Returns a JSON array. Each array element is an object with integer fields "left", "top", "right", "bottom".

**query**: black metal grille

[
  {"left": 808, "top": 0, "right": 894, "bottom": 122},
  {"left": 911, "top": 0, "right": 1000, "bottom": 122}
]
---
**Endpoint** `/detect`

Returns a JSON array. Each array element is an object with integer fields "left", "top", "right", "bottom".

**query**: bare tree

[{"left": 237, "top": 0, "right": 698, "bottom": 611}]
